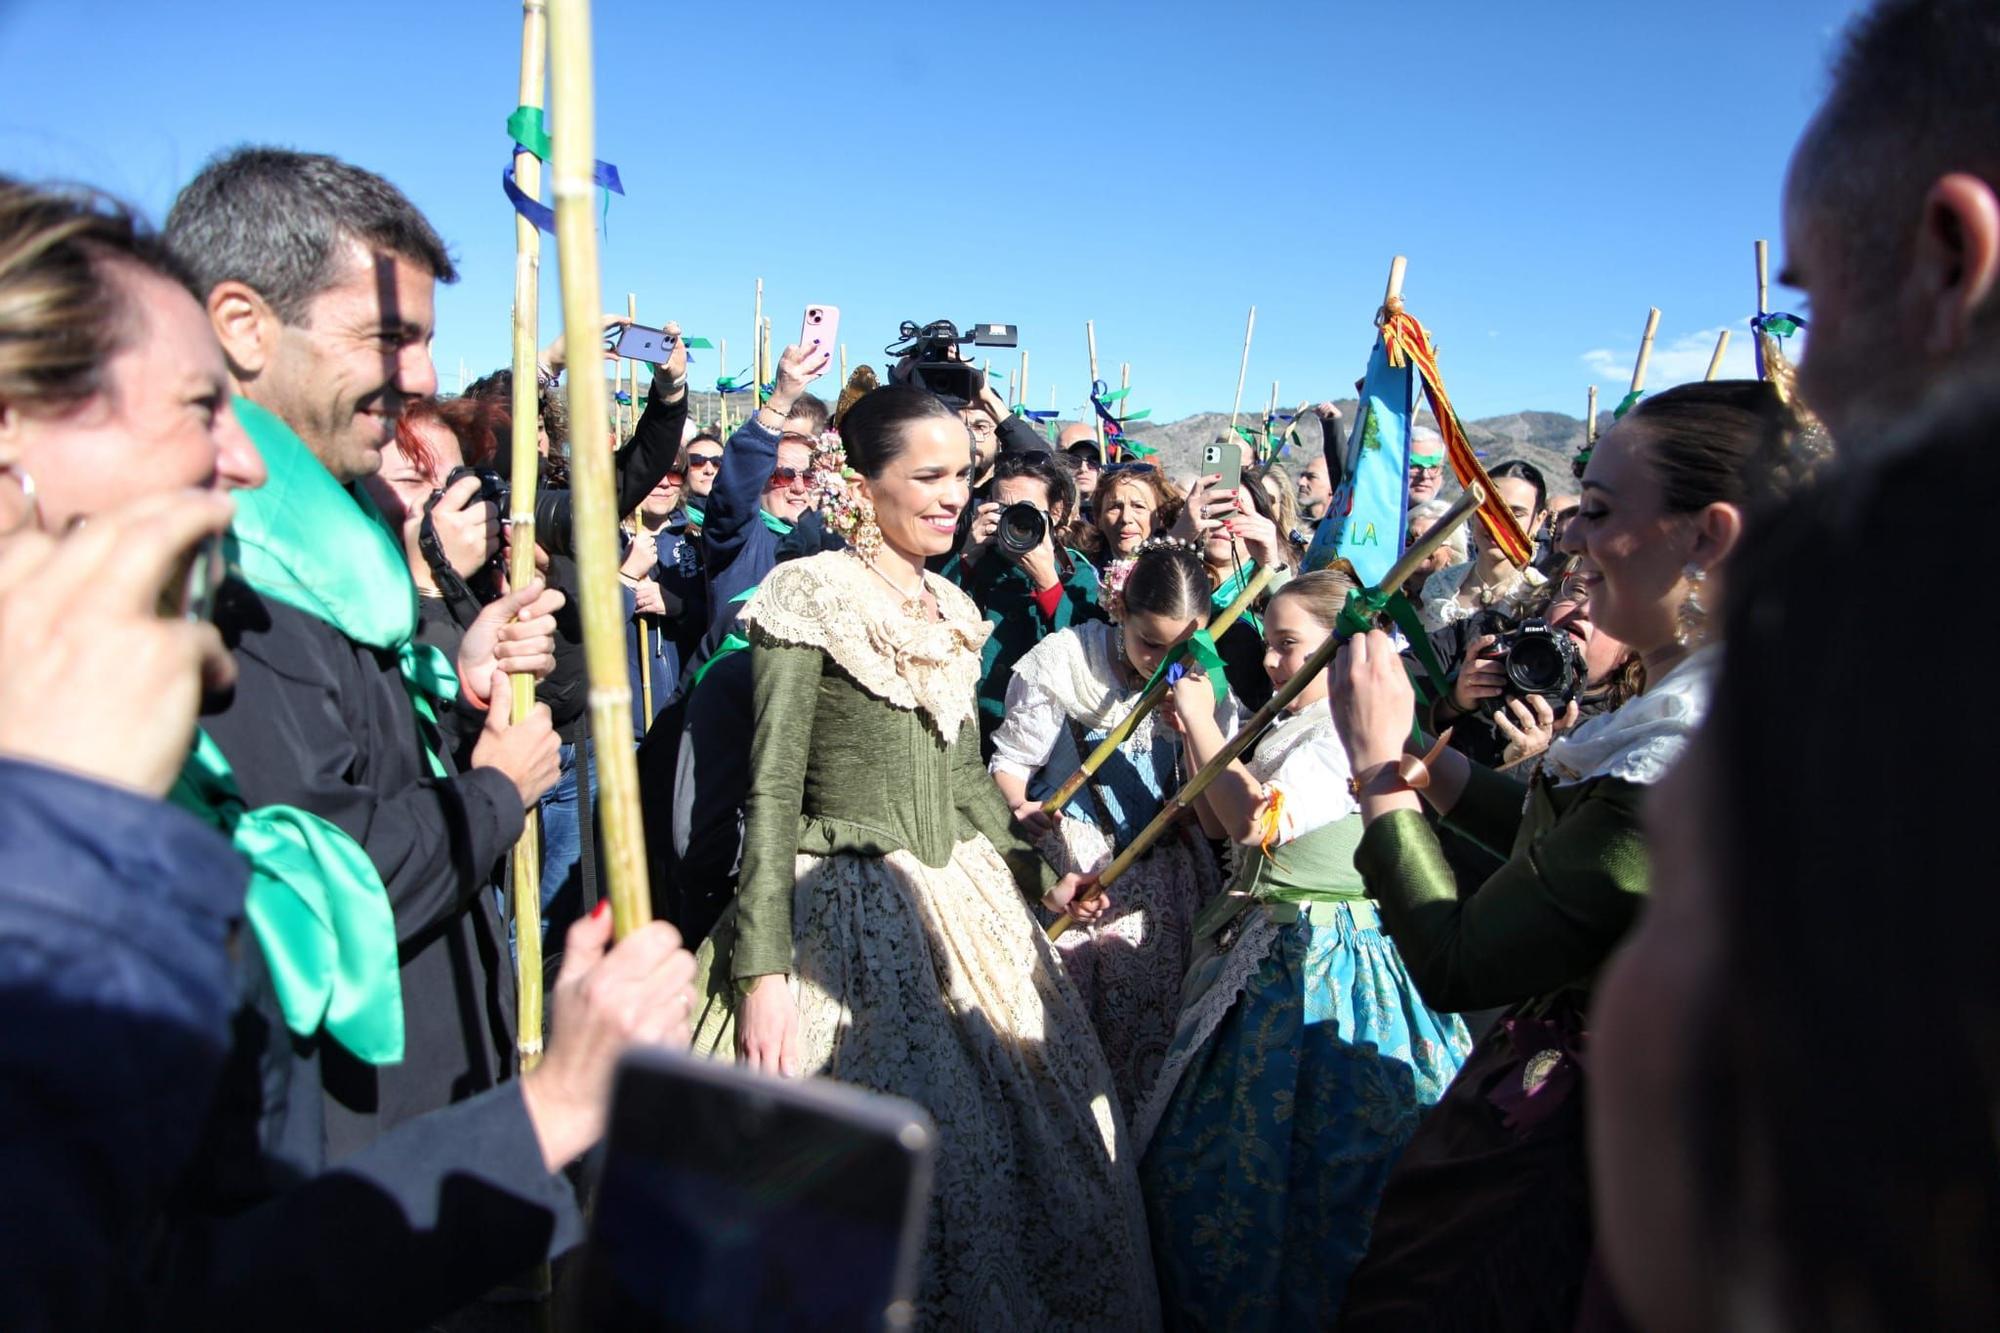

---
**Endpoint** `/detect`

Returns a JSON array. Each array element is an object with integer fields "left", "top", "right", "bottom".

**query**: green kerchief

[
  {"left": 171, "top": 732, "right": 404, "bottom": 1063},
  {"left": 759, "top": 508, "right": 795, "bottom": 536}
]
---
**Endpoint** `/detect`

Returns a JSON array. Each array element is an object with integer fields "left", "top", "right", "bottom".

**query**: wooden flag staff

[
  {"left": 549, "top": 0, "right": 651, "bottom": 938},
  {"left": 1049, "top": 483, "right": 1487, "bottom": 940},
  {"left": 505, "top": 0, "right": 549, "bottom": 1068},
  {"left": 1040, "top": 562, "right": 1279, "bottom": 818}
]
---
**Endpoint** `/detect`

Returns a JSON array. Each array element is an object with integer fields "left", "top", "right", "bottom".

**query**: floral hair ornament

[{"left": 810, "top": 429, "right": 882, "bottom": 559}]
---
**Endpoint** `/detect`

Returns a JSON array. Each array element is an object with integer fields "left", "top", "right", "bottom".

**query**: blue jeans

[{"left": 536, "top": 738, "right": 598, "bottom": 922}]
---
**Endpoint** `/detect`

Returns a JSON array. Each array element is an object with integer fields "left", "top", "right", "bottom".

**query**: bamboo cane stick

[
  {"left": 1019, "top": 350, "right": 1030, "bottom": 408},
  {"left": 1381, "top": 254, "right": 1408, "bottom": 317},
  {"left": 1704, "top": 329, "right": 1731, "bottom": 381},
  {"left": 1042, "top": 562, "right": 1278, "bottom": 818},
  {"left": 1755, "top": 239, "right": 1770, "bottom": 317},
  {"left": 1006, "top": 369, "right": 1016, "bottom": 407},
  {"left": 718, "top": 336, "right": 729, "bottom": 431},
  {"left": 506, "top": 0, "right": 549, "bottom": 1069},
  {"left": 752, "top": 278, "right": 764, "bottom": 405},
  {"left": 840, "top": 342, "right": 849, "bottom": 387},
  {"left": 1050, "top": 484, "right": 1485, "bottom": 939},
  {"left": 549, "top": 0, "right": 650, "bottom": 938},
  {"left": 1586, "top": 385, "right": 1598, "bottom": 445},
  {"left": 1631, "top": 307, "right": 1661, "bottom": 394},
  {"left": 1087, "top": 320, "right": 1103, "bottom": 448},
  {"left": 761, "top": 317, "right": 773, "bottom": 401},
  {"left": 624, "top": 291, "right": 638, "bottom": 440},
  {"left": 1227, "top": 305, "right": 1256, "bottom": 435}
]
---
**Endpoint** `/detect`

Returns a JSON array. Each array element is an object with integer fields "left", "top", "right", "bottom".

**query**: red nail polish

[{"left": 591, "top": 899, "right": 610, "bottom": 921}]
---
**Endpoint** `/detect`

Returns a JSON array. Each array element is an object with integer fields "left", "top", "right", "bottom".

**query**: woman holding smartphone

[
  {"left": 689, "top": 384, "right": 1158, "bottom": 1329},
  {"left": 1170, "top": 465, "right": 1292, "bottom": 709}
]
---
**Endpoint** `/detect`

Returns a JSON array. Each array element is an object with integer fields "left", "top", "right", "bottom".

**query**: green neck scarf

[
  {"left": 760, "top": 507, "right": 796, "bottom": 536},
  {"left": 1211, "top": 565, "right": 1264, "bottom": 634},
  {"left": 169, "top": 400, "right": 464, "bottom": 1064},
  {"left": 682, "top": 503, "right": 705, "bottom": 528}
]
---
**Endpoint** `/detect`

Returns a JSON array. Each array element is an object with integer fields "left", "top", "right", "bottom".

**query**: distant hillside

[{"left": 671, "top": 389, "right": 1598, "bottom": 499}]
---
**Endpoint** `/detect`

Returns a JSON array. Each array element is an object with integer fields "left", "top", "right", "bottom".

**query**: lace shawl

[
  {"left": 1011, "top": 621, "right": 1169, "bottom": 756},
  {"left": 737, "top": 551, "right": 991, "bottom": 742},
  {"left": 1541, "top": 644, "right": 1718, "bottom": 787}
]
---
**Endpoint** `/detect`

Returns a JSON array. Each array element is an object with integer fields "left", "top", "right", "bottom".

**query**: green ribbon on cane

[
  {"left": 1612, "top": 389, "right": 1645, "bottom": 420},
  {"left": 1336, "top": 585, "right": 1449, "bottom": 713},
  {"left": 1143, "top": 627, "right": 1230, "bottom": 708}
]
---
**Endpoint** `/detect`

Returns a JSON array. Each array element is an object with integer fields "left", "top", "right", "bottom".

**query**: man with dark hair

[
  {"left": 1782, "top": 0, "right": 2000, "bottom": 447},
  {"left": 157, "top": 146, "right": 598, "bottom": 1315}
]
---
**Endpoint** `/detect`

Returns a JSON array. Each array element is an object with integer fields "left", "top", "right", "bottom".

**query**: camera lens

[{"left": 996, "top": 501, "right": 1048, "bottom": 557}]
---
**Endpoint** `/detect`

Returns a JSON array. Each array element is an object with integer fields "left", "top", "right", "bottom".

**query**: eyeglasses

[
  {"left": 686, "top": 453, "right": 722, "bottom": 469},
  {"left": 1407, "top": 462, "right": 1445, "bottom": 476},
  {"left": 965, "top": 418, "right": 997, "bottom": 438},
  {"left": 769, "top": 466, "right": 816, "bottom": 486}
]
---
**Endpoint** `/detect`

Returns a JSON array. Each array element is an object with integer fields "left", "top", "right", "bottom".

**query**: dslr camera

[
  {"left": 886, "top": 319, "right": 1018, "bottom": 402},
  {"left": 993, "top": 502, "right": 1049, "bottom": 559},
  {"left": 440, "top": 465, "right": 511, "bottom": 515},
  {"left": 1476, "top": 617, "right": 1583, "bottom": 716}
]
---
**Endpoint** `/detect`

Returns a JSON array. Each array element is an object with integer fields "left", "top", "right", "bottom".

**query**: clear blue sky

[{"left": 0, "top": 0, "right": 1862, "bottom": 423}]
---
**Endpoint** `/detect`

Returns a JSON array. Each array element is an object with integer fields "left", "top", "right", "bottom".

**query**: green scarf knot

[{"left": 1143, "top": 627, "right": 1231, "bottom": 708}]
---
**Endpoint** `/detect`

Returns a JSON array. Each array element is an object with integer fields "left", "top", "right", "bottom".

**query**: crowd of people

[{"left": 4, "top": 0, "right": 1999, "bottom": 1328}]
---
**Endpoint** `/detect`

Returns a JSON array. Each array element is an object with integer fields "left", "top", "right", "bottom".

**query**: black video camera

[
  {"left": 886, "top": 319, "right": 1018, "bottom": 402},
  {"left": 1477, "top": 617, "right": 1583, "bottom": 716}
]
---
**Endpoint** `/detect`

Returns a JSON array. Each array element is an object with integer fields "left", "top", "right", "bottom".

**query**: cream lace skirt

[
  {"left": 693, "top": 835, "right": 1159, "bottom": 1332},
  {"left": 1038, "top": 818, "right": 1221, "bottom": 1123}
]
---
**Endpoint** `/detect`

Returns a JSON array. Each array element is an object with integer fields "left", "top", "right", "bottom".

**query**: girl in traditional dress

[
  {"left": 1138, "top": 570, "right": 1470, "bottom": 1330},
  {"left": 989, "top": 538, "right": 1229, "bottom": 1116},
  {"left": 689, "top": 385, "right": 1158, "bottom": 1331}
]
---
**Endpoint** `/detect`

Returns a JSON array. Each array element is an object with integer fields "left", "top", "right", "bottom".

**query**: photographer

[{"left": 943, "top": 449, "right": 1104, "bottom": 744}]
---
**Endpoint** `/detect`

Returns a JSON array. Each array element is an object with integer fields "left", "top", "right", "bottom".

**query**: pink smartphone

[{"left": 799, "top": 304, "right": 840, "bottom": 375}]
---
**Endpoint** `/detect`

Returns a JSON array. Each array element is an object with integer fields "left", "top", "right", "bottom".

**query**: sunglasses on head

[{"left": 769, "top": 466, "right": 816, "bottom": 486}]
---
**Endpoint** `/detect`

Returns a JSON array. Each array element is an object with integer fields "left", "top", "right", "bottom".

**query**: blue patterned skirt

[{"left": 1138, "top": 900, "right": 1469, "bottom": 1330}]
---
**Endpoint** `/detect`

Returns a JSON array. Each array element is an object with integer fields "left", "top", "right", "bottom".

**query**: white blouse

[{"left": 1241, "top": 706, "right": 1356, "bottom": 847}]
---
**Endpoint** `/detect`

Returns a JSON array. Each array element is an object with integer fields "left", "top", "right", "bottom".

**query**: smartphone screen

[{"left": 582, "top": 1049, "right": 935, "bottom": 1332}]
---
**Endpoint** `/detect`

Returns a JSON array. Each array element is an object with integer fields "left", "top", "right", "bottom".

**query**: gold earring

[
  {"left": 1675, "top": 563, "right": 1708, "bottom": 648},
  {"left": 850, "top": 499, "right": 882, "bottom": 561}
]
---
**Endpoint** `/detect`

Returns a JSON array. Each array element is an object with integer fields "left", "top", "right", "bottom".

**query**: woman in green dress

[
  {"left": 690, "top": 384, "right": 1158, "bottom": 1330},
  {"left": 1328, "top": 380, "right": 1809, "bottom": 1330}
]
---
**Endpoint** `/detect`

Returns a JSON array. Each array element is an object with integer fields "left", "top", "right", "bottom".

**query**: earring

[
  {"left": 0, "top": 464, "right": 40, "bottom": 537},
  {"left": 1675, "top": 563, "right": 1708, "bottom": 648},
  {"left": 849, "top": 499, "right": 883, "bottom": 561}
]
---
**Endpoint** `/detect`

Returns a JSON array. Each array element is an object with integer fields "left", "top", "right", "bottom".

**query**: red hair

[{"left": 393, "top": 396, "right": 504, "bottom": 481}]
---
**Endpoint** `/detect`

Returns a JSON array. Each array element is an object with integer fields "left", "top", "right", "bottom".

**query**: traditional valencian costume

[
  {"left": 1338, "top": 646, "right": 1718, "bottom": 1331},
  {"left": 988, "top": 620, "right": 1228, "bottom": 1118},
  {"left": 1137, "top": 703, "right": 1470, "bottom": 1330},
  {"left": 690, "top": 549, "right": 1157, "bottom": 1331}
]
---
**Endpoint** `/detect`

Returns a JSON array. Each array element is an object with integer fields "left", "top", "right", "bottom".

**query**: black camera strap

[{"left": 418, "top": 491, "right": 487, "bottom": 629}]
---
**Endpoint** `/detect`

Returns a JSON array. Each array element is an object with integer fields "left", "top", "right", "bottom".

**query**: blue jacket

[
  {"left": 697, "top": 417, "right": 832, "bottom": 660},
  {"left": 0, "top": 759, "right": 246, "bottom": 1330}
]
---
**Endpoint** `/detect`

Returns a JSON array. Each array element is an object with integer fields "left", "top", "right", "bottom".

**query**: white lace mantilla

[
  {"left": 1542, "top": 644, "right": 1718, "bottom": 786},
  {"left": 738, "top": 550, "right": 991, "bottom": 742},
  {"left": 1247, "top": 705, "right": 1339, "bottom": 785},
  {"left": 1012, "top": 621, "right": 1167, "bottom": 754}
]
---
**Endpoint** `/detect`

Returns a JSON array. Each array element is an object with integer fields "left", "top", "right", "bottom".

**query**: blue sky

[{"left": 1, "top": 0, "right": 1861, "bottom": 423}]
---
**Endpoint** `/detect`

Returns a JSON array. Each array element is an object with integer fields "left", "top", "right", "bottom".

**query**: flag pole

[
  {"left": 1041, "top": 563, "right": 1277, "bottom": 818},
  {"left": 1086, "top": 320, "right": 1103, "bottom": 448},
  {"left": 1227, "top": 305, "right": 1257, "bottom": 437},
  {"left": 1631, "top": 307, "right": 1661, "bottom": 395},
  {"left": 549, "top": 0, "right": 651, "bottom": 938},
  {"left": 1050, "top": 483, "right": 1486, "bottom": 938},
  {"left": 1704, "top": 329, "right": 1731, "bottom": 381},
  {"left": 505, "top": 0, "right": 549, "bottom": 1069}
]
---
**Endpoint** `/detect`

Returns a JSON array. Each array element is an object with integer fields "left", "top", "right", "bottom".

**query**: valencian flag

[{"left": 1304, "top": 298, "right": 1535, "bottom": 583}]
